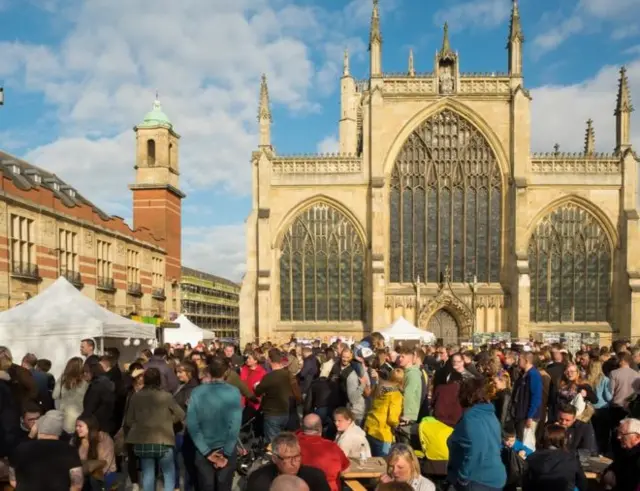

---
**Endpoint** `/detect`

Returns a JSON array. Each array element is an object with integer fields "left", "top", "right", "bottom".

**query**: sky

[{"left": 0, "top": 0, "right": 639, "bottom": 282}]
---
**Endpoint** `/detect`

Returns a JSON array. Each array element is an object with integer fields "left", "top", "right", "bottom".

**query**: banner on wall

[
  {"left": 471, "top": 332, "right": 512, "bottom": 346},
  {"left": 534, "top": 332, "right": 586, "bottom": 353}
]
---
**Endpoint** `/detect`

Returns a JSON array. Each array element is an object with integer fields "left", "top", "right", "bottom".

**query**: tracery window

[
  {"left": 390, "top": 110, "right": 502, "bottom": 283},
  {"left": 280, "top": 203, "right": 364, "bottom": 322},
  {"left": 528, "top": 204, "right": 611, "bottom": 323}
]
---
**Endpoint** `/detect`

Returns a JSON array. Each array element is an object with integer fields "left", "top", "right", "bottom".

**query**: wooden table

[
  {"left": 582, "top": 456, "right": 612, "bottom": 480},
  {"left": 342, "top": 457, "right": 386, "bottom": 490}
]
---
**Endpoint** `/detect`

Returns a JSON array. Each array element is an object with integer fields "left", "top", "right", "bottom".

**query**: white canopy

[
  {"left": 380, "top": 316, "right": 436, "bottom": 344},
  {"left": 164, "top": 314, "right": 214, "bottom": 346},
  {"left": 0, "top": 277, "right": 156, "bottom": 376}
]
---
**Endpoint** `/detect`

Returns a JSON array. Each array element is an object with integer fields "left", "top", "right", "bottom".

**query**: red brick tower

[{"left": 129, "top": 96, "right": 185, "bottom": 314}]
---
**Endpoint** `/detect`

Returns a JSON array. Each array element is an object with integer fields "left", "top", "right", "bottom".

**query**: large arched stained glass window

[
  {"left": 389, "top": 110, "right": 502, "bottom": 283},
  {"left": 529, "top": 204, "right": 611, "bottom": 323},
  {"left": 280, "top": 203, "right": 364, "bottom": 322}
]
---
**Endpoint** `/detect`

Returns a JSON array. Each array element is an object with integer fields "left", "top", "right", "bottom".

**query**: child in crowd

[{"left": 502, "top": 424, "right": 534, "bottom": 459}]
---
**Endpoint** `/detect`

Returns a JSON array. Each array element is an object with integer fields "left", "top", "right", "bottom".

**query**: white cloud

[
  {"left": 534, "top": 0, "right": 640, "bottom": 54},
  {"left": 182, "top": 224, "right": 246, "bottom": 282},
  {"left": 317, "top": 134, "right": 339, "bottom": 154},
  {"left": 433, "top": 0, "right": 511, "bottom": 32},
  {"left": 613, "top": 25, "right": 640, "bottom": 41},
  {"left": 2, "top": 0, "right": 373, "bottom": 205},
  {"left": 530, "top": 59, "right": 640, "bottom": 153}
]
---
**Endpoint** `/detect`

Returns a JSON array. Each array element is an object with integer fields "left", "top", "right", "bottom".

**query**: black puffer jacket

[
  {"left": 174, "top": 377, "right": 199, "bottom": 412},
  {"left": 83, "top": 375, "right": 116, "bottom": 435},
  {"left": 523, "top": 448, "right": 587, "bottom": 491},
  {"left": 0, "top": 372, "right": 20, "bottom": 458}
]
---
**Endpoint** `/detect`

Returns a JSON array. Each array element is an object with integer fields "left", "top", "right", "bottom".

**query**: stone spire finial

[
  {"left": 408, "top": 48, "right": 415, "bottom": 77},
  {"left": 370, "top": 0, "right": 381, "bottom": 45},
  {"left": 258, "top": 74, "right": 271, "bottom": 122},
  {"left": 584, "top": 119, "right": 595, "bottom": 155},
  {"left": 509, "top": 0, "right": 524, "bottom": 42},
  {"left": 369, "top": 0, "right": 382, "bottom": 77},
  {"left": 343, "top": 48, "right": 350, "bottom": 76},
  {"left": 616, "top": 66, "right": 634, "bottom": 115},
  {"left": 441, "top": 22, "right": 451, "bottom": 54}
]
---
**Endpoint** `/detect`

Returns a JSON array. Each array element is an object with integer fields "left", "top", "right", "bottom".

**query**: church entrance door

[{"left": 427, "top": 309, "right": 459, "bottom": 345}]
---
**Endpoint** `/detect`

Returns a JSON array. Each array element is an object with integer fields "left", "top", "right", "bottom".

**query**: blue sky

[{"left": 0, "top": 0, "right": 639, "bottom": 281}]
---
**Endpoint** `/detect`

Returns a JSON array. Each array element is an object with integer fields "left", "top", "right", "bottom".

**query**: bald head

[
  {"left": 302, "top": 413, "right": 322, "bottom": 435},
  {"left": 270, "top": 474, "right": 310, "bottom": 491}
]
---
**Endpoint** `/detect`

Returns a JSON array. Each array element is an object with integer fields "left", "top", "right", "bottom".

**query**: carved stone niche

[{"left": 418, "top": 290, "right": 473, "bottom": 339}]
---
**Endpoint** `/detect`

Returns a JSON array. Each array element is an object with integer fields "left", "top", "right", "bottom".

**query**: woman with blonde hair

[
  {"left": 379, "top": 443, "right": 435, "bottom": 491},
  {"left": 587, "top": 359, "right": 612, "bottom": 453},
  {"left": 364, "top": 368, "right": 404, "bottom": 456},
  {"left": 53, "top": 357, "right": 88, "bottom": 436},
  {"left": 556, "top": 363, "right": 598, "bottom": 421}
]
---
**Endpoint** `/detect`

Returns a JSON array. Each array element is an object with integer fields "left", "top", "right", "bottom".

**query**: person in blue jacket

[
  {"left": 502, "top": 424, "right": 534, "bottom": 458},
  {"left": 447, "top": 377, "right": 507, "bottom": 491},
  {"left": 187, "top": 357, "right": 242, "bottom": 491}
]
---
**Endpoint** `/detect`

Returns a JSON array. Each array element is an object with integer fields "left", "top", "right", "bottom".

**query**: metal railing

[
  {"left": 127, "top": 282, "right": 142, "bottom": 296},
  {"left": 11, "top": 262, "right": 39, "bottom": 280},
  {"left": 97, "top": 276, "right": 116, "bottom": 292},
  {"left": 152, "top": 287, "right": 166, "bottom": 299},
  {"left": 61, "top": 269, "right": 82, "bottom": 286}
]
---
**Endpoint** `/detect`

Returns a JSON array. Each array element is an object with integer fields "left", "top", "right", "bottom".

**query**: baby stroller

[{"left": 236, "top": 417, "right": 269, "bottom": 477}]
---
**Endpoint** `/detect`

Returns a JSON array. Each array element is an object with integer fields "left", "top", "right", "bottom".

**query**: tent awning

[{"left": 0, "top": 277, "right": 156, "bottom": 341}]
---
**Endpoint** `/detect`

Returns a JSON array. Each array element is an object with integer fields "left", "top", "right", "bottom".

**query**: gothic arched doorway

[{"left": 427, "top": 309, "right": 459, "bottom": 345}]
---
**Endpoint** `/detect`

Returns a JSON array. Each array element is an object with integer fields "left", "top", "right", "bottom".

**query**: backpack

[
  {"left": 501, "top": 447, "right": 526, "bottom": 490},
  {"left": 417, "top": 366, "right": 431, "bottom": 421}
]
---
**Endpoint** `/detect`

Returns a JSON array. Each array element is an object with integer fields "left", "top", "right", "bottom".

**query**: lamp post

[{"left": 470, "top": 274, "right": 478, "bottom": 348}]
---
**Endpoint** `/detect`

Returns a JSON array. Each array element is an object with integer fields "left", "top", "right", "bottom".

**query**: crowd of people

[{"left": 0, "top": 334, "right": 639, "bottom": 491}]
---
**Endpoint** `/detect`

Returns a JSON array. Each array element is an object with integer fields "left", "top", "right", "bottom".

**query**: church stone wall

[{"left": 240, "top": 1, "right": 639, "bottom": 347}]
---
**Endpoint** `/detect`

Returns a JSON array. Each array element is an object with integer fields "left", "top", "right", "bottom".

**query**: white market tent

[
  {"left": 380, "top": 316, "right": 436, "bottom": 344},
  {"left": 0, "top": 277, "right": 156, "bottom": 376},
  {"left": 163, "top": 314, "right": 215, "bottom": 346}
]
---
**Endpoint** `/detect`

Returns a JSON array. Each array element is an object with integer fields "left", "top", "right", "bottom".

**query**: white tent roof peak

[
  {"left": 0, "top": 276, "right": 156, "bottom": 340},
  {"left": 380, "top": 316, "right": 436, "bottom": 343},
  {"left": 164, "top": 314, "right": 214, "bottom": 346}
]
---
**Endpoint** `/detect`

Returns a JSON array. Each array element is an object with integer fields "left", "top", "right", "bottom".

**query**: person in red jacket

[
  {"left": 297, "top": 413, "right": 350, "bottom": 491},
  {"left": 240, "top": 351, "right": 267, "bottom": 416}
]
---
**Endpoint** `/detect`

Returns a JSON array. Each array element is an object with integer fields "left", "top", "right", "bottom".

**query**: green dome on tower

[{"left": 137, "top": 94, "right": 172, "bottom": 130}]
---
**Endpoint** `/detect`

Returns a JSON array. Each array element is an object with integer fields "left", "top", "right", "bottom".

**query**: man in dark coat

[{"left": 144, "top": 347, "right": 179, "bottom": 393}]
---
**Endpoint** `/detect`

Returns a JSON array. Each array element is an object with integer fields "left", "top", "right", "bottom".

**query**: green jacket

[{"left": 403, "top": 365, "right": 422, "bottom": 421}]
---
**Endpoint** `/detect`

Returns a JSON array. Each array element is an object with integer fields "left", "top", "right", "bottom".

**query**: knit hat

[{"left": 37, "top": 410, "right": 64, "bottom": 437}]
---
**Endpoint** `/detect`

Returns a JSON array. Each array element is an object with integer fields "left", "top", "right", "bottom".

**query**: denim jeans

[
  {"left": 194, "top": 448, "right": 236, "bottom": 491},
  {"left": 140, "top": 447, "right": 175, "bottom": 491},
  {"left": 174, "top": 433, "right": 195, "bottom": 491},
  {"left": 367, "top": 435, "right": 391, "bottom": 457},
  {"left": 263, "top": 414, "right": 289, "bottom": 444}
]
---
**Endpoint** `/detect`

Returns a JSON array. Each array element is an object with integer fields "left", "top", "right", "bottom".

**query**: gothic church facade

[{"left": 240, "top": 0, "right": 639, "bottom": 346}]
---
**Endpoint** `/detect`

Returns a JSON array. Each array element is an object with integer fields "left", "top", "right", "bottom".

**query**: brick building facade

[{"left": 0, "top": 97, "right": 184, "bottom": 318}]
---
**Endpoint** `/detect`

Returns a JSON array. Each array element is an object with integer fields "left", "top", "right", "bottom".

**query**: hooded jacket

[
  {"left": 447, "top": 403, "right": 506, "bottom": 489},
  {"left": 523, "top": 448, "right": 588, "bottom": 491},
  {"left": 364, "top": 383, "right": 403, "bottom": 443}
]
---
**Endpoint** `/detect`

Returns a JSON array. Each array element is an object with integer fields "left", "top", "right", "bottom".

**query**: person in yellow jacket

[
  {"left": 364, "top": 368, "right": 404, "bottom": 456},
  {"left": 418, "top": 416, "right": 453, "bottom": 477}
]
